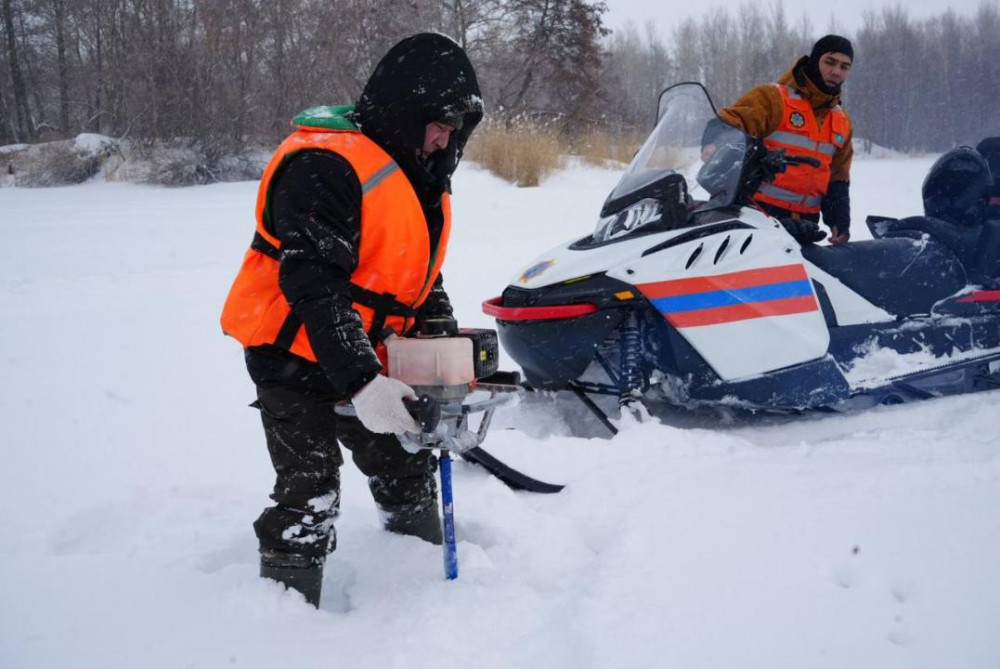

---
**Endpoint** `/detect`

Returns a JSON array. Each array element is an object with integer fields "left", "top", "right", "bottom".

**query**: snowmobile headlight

[{"left": 593, "top": 198, "right": 662, "bottom": 242}]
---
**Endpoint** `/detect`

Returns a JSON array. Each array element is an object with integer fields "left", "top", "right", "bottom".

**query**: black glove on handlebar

[{"left": 779, "top": 218, "right": 827, "bottom": 244}]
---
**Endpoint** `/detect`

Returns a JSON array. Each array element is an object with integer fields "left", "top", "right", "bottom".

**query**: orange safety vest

[
  {"left": 220, "top": 124, "right": 451, "bottom": 362},
  {"left": 754, "top": 84, "right": 850, "bottom": 215}
]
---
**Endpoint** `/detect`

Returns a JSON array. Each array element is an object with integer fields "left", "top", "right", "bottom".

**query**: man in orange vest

[
  {"left": 718, "top": 35, "right": 854, "bottom": 245},
  {"left": 220, "top": 33, "right": 482, "bottom": 607}
]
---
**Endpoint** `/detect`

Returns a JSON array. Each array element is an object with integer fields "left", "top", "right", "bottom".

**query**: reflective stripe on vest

[
  {"left": 754, "top": 84, "right": 849, "bottom": 215},
  {"left": 220, "top": 128, "right": 451, "bottom": 362},
  {"left": 757, "top": 183, "right": 824, "bottom": 209},
  {"left": 768, "top": 131, "right": 837, "bottom": 156},
  {"left": 362, "top": 161, "right": 400, "bottom": 194}
]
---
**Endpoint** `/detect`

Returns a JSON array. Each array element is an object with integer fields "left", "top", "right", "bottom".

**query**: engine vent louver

[
  {"left": 685, "top": 244, "right": 704, "bottom": 269},
  {"left": 714, "top": 236, "right": 731, "bottom": 264},
  {"left": 740, "top": 234, "right": 753, "bottom": 254},
  {"left": 641, "top": 221, "right": 753, "bottom": 258}
]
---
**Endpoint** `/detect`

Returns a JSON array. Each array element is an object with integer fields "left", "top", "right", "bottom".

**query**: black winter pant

[{"left": 252, "top": 384, "right": 438, "bottom": 561}]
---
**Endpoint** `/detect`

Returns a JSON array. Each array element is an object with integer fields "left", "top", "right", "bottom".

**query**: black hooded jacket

[
  {"left": 356, "top": 33, "right": 483, "bottom": 199},
  {"left": 245, "top": 33, "right": 483, "bottom": 397}
]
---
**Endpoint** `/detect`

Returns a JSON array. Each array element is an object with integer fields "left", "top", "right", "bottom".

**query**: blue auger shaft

[{"left": 439, "top": 450, "right": 458, "bottom": 580}]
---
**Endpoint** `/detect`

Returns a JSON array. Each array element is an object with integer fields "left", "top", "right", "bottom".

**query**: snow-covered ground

[{"left": 2, "top": 157, "right": 999, "bottom": 668}]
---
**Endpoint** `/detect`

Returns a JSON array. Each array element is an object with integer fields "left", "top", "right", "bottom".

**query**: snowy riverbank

[{"left": 2, "top": 159, "right": 998, "bottom": 668}]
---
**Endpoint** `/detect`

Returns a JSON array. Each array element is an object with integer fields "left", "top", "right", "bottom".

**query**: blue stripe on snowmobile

[{"left": 650, "top": 279, "right": 815, "bottom": 313}]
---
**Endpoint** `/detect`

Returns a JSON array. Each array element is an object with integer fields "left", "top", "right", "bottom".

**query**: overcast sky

[{"left": 602, "top": 0, "right": 988, "bottom": 36}]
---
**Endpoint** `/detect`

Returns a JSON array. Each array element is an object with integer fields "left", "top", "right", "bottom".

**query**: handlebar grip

[
  {"left": 403, "top": 395, "right": 441, "bottom": 433},
  {"left": 787, "top": 155, "right": 821, "bottom": 168}
]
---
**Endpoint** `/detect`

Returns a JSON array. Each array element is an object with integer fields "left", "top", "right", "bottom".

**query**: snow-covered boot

[
  {"left": 383, "top": 502, "right": 443, "bottom": 545},
  {"left": 260, "top": 551, "right": 323, "bottom": 608}
]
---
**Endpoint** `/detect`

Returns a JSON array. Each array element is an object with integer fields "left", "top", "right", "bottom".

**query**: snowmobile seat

[
  {"left": 868, "top": 214, "right": 980, "bottom": 267},
  {"left": 868, "top": 214, "right": 1000, "bottom": 287},
  {"left": 801, "top": 237, "right": 968, "bottom": 317}
]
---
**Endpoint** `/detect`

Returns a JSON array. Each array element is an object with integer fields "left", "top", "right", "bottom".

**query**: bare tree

[
  {"left": 600, "top": 20, "right": 670, "bottom": 130},
  {"left": 52, "top": 0, "right": 69, "bottom": 132},
  {"left": 0, "top": 82, "right": 11, "bottom": 142},
  {"left": 2, "top": 0, "right": 34, "bottom": 140},
  {"left": 3, "top": 0, "right": 995, "bottom": 160},
  {"left": 482, "top": 0, "right": 608, "bottom": 124}
]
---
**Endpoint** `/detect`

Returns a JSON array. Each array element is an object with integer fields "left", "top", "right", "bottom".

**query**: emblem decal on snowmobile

[
  {"left": 636, "top": 264, "right": 818, "bottom": 328},
  {"left": 789, "top": 112, "right": 806, "bottom": 128},
  {"left": 519, "top": 259, "right": 555, "bottom": 283}
]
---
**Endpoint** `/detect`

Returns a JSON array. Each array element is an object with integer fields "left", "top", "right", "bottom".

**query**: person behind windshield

[{"left": 714, "top": 35, "right": 854, "bottom": 245}]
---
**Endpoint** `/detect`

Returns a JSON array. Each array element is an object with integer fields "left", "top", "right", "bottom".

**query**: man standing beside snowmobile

[
  {"left": 220, "top": 33, "right": 482, "bottom": 607},
  {"left": 718, "top": 35, "right": 854, "bottom": 245}
]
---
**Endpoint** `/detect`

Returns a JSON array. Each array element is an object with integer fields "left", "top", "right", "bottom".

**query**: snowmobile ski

[{"left": 460, "top": 446, "right": 565, "bottom": 494}]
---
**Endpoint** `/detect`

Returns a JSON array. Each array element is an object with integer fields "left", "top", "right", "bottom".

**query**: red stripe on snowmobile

[
  {"left": 957, "top": 290, "right": 1000, "bottom": 303},
  {"left": 637, "top": 263, "right": 809, "bottom": 299},
  {"left": 482, "top": 297, "right": 598, "bottom": 321},
  {"left": 665, "top": 295, "right": 819, "bottom": 328}
]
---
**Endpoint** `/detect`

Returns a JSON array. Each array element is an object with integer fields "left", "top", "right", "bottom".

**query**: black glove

[
  {"left": 822, "top": 181, "right": 851, "bottom": 236},
  {"left": 779, "top": 217, "right": 827, "bottom": 244}
]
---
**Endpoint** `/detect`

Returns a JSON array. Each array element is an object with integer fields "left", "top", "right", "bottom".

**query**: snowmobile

[{"left": 483, "top": 83, "right": 1000, "bottom": 431}]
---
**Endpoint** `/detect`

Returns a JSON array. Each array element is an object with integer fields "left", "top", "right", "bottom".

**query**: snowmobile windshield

[{"left": 598, "top": 84, "right": 749, "bottom": 241}]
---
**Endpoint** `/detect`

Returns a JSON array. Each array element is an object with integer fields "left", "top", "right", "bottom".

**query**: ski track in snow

[{"left": 1, "top": 158, "right": 999, "bottom": 668}]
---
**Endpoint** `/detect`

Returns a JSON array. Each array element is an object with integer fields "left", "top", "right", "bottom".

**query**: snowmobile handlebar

[
  {"left": 744, "top": 147, "right": 824, "bottom": 202},
  {"left": 785, "top": 154, "right": 822, "bottom": 168},
  {"left": 760, "top": 148, "right": 821, "bottom": 174}
]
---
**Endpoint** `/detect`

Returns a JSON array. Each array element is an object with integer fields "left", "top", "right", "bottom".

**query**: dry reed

[
  {"left": 465, "top": 119, "right": 646, "bottom": 185},
  {"left": 463, "top": 119, "right": 564, "bottom": 187}
]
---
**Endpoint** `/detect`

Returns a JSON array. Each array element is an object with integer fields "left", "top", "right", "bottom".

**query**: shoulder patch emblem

[
  {"left": 834, "top": 133, "right": 845, "bottom": 145},
  {"left": 789, "top": 111, "right": 806, "bottom": 129},
  {"left": 520, "top": 259, "right": 555, "bottom": 283}
]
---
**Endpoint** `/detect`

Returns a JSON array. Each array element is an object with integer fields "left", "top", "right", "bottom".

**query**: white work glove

[{"left": 352, "top": 375, "right": 421, "bottom": 435}]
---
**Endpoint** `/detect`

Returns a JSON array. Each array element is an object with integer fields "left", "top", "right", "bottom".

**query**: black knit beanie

[
  {"left": 810, "top": 35, "right": 854, "bottom": 63},
  {"left": 803, "top": 35, "right": 854, "bottom": 95}
]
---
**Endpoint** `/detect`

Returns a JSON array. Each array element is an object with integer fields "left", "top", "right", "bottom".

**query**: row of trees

[
  {"left": 1, "top": 0, "right": 997, "bottom": 156},
  {"left": 601, "top": 4, "right": 815, "bottom": 134},
  {"left": 0, "top": 0, "right": 607, "bottom": 156},
  {"left": 851, "top": 5, "right": 1000, "bottom": 151},
  {"left": 601, "top": 2, "right": 1000, "bottom": 151}
]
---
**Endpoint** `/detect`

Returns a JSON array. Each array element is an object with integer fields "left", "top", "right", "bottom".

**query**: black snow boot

[
  {"left": 383, "top": 502, "right": 444, "bottom": 545},
  {"left": 260, "top": 551, "right": 324, "bottom": 608}
]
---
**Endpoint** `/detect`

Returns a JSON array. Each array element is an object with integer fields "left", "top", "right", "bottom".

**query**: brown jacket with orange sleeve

[
  {"left": 719, "top": 57, "right": 853, "bottom": 234},
  {"left": 719, "top": 56, "right": 854, "bottom": 184}
]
